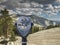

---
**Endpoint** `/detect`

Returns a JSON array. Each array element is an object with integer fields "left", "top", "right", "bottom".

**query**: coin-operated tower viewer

[{"left": 16, "top": 16, "right": 33, "bottom": 45}]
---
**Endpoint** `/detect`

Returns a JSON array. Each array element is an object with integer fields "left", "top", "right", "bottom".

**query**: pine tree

[
  {"left": 0, "top": 8, "right": 16, "bottom": 45},
  {"left": 9, "top": 31, "right": 16, "bottom": 42}
]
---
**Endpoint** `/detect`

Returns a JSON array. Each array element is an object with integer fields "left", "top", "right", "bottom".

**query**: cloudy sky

[
  {"left": 0, "top": 0, "right": 60, "bottom": 21},
  {"left": 26, "top": 0, "right": 56, "bottom": 4},
  {"left": 0, "top": 0, "right": 59, "bottom": 8},
  {"left": 0, "top": 0, "right": 59, "bottom": 5}
]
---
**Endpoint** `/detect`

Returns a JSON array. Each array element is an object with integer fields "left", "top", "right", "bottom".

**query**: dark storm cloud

[
  {"left": 0, "top": 0, "right": 57, "bottom": 4},
  {"left": 27, "top": 0, "right": 56, "bottom": 4},
  {"left": 0, "top": 0, "right": 58, "bottom": 9}
]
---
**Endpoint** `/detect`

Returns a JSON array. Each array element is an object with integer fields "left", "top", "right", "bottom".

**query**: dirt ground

[
  {"left": 27, "top": 27, "right": 60, "bottom": 45},
  {"left": 0, "top": 27, "right": 60, "bottom": 45}
]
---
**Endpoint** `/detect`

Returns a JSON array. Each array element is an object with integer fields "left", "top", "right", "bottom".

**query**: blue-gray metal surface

[{"left": 17, "top": 16, "right": 32, "bottom": 37}]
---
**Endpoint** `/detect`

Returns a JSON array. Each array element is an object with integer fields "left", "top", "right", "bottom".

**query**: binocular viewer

[
  {"left": 15, "top": 16, "right": 33, "bottom": 45},
  {"left": 16, "top": 16, "right": 33, "bottom": 38}
]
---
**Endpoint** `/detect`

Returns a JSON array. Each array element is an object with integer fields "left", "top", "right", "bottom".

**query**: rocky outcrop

[{"left": 28, "top": 27, "right": 60, "bottom": 45}]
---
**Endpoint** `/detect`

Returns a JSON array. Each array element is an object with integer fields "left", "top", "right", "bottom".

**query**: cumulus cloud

[{"left": 0, "top": 0, "right": 60, "bottom": 18}]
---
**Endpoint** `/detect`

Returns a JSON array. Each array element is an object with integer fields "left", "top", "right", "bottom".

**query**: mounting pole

[{"left": 22, "top": 37, "right": 27, "bottom": 45}]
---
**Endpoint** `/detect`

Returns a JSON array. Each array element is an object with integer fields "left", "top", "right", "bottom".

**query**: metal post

[{"left": 22, "top": 37, "right": 27, "bottom": 45}]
